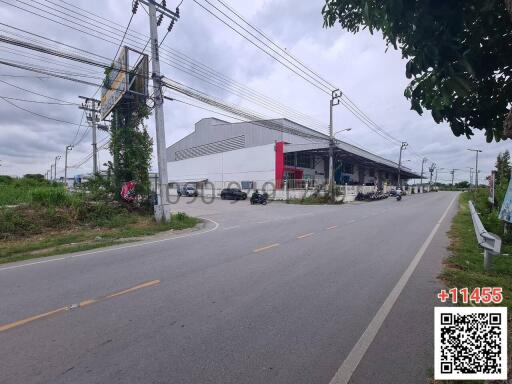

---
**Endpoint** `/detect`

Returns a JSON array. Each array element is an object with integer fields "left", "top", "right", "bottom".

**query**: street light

[
  {"left": 397, "top": 142, "right": 408, "bottom": 188},
  {"left": 54, "top": 155, "right": 61, "bottom": 181},
  {"left": 334, "top": 128, "right": 352, "bottom": 137},
  {"left": 64, "top": 145, "right": 73, "bottom": 186},
  {"left": 467, "top": 149, "right": 482, "bottom": 188}
]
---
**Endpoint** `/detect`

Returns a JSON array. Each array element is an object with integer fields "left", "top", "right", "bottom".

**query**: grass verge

[
  {"left": 0, "top": 212, "right": 200, "bottom": 265},
  {"left": 433, "top": 191, "right": 512, "bottom": 383}
]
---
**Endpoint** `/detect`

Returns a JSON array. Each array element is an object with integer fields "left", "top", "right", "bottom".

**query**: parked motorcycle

[{"left": 250, "top": 191, "right": 268, "bottom": 205}]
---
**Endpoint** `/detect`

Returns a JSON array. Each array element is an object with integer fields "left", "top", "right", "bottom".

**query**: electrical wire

[{"left": 0, "top": 96, "right": 82, "bottom": 125}]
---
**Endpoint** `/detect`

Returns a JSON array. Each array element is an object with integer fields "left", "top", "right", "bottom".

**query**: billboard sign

[
  {"left": 499, "top": 177, "right": 512, "bottom": 223},
  {"left": 129, "top": 54, "right": 149, "bottom": 98},
  {"left": 101, "top": 46, "right": 129, "bottom": 120}
]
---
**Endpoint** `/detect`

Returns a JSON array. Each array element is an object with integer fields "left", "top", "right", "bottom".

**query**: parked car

[
  {"left": 177, "top": 185, "right": 198, "bottom": 197},
  {"left": 220, "top": 188, "right": 247, "bottom": 200}
]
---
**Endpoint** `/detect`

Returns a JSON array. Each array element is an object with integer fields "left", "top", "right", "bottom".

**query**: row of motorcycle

[{"left": 354, "top": 191, "right": 389, "bottom": 201}]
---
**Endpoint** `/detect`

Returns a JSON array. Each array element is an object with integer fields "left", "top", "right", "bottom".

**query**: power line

[
  {"left": 0, "top": 95, "right": 77, "bottom": 105},
  {"left": 0, "top": 96, "right": 82, "bottom": 125}
]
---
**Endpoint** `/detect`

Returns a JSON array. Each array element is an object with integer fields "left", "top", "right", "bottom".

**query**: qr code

[{"left": 435, "top": 307, "right": 508, "bottom": 380}]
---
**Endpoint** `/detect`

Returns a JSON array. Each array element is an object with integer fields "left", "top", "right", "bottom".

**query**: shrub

[
  {"left": 30, "top": 187, "right": 71, "bottom": 207},
  {"left": 0, "top": 208, "right": 40, "bottom": 239}
]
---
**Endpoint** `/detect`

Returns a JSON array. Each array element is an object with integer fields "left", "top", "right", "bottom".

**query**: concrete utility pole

[
  {"left": 467, "top": 149, "right": 482, "bottom": 188},
  {"left": 428, "top": 162, "right": 436, "bottom": 188},
  {"left": 54, "top": 155, "right": 61, "bottom": 181},
  {"left": 450, "top": 168, "right": 459, "bottom": 187},
  {"left": 397, "top": 141, "right": 408, "bottom": 188},
  {"left": 138, "top": 0, "right": 179, "bottom": 221},
  {"left": 435, "top": 167, "right": 444, "bottom": 185},
  {"left": 79, "top": 97, "right": 101, "bottom": 174},
  {"left": 64, "top": 145, "right": 73, "bottom": 186},
  {"left": 419, "top": 157, "right": 427, "bottom": 192},
  {"left": 328, "top": 89, "right": 342, "bottom": 202}
]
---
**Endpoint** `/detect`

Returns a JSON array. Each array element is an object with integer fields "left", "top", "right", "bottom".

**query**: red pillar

[{"left": 275, "top": 141, "right": 284, "bottom": 189}]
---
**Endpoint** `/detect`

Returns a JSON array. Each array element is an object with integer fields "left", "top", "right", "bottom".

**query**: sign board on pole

[
  {"left": 100, "top": 46, "right": 129, "bottom": 120},
  {"left": 499, "top": 177, "right": 512, "bottom": 223},
  {"left": 130, "top": 54, "right": 149, "bottom": 98}
]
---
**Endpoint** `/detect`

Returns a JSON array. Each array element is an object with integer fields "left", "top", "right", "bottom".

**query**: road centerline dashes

[
  {"left": 0, "top": 279, "right": 160, "bottom": 333},
  {"left": 296, "top": 232, "right": 314, "bottom": 239},
  {"left": 253, "top": 243, "right": 280, "bottom": 253}
]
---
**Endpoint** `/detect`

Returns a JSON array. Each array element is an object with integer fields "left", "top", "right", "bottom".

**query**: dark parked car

[
  {"left": 177, "top": 185, "right": 198, "bottom": 197},
  {"left": 220, "top": 188, "right": 247, "bottom": 200}
]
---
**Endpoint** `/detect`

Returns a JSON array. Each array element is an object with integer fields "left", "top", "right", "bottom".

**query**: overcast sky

[{"left": 0, "top": 0, "right": 509, "bottom": 184}]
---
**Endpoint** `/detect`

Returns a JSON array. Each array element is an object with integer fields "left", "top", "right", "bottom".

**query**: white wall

[{"left": 167, "top": 143, "right": 276, "bottom": 193}]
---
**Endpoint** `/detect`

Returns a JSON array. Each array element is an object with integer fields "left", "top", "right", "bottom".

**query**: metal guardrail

[{"left": 468, "top": 200, "right": 502, "bottom": 270}]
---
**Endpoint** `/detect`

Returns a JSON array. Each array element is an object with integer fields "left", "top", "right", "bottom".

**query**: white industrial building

[{"left": 166, "top": 117, "right": 418, "bottom": 199}]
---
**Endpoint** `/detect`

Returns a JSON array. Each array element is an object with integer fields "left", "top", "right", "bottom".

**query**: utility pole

[
  {"left": 79, "top": 96, "right": 101, "bottom": 174},
  {"left": 451, "top": 168, "right": 459, "bottom": 187},
  {"left": 328, "top": 89, "right": 342, "bottom": 202},
  {"left": 64, "top": 145, "right": 73, "bottom": 186},
  {"left": 420, "top": 157, "right": 427, "bottom": 192},
  {"left": 428, "top": 162, "right": 436, "bottom": 190},
  {"left": 54, "top": 155, "right": 61, "bottom": 181},
  {"left": 138, "top": 0, "right": 180, "bottom": 221},
  {"left": 467, "top": 149, "right": 482, "bottom": 188},
  {"left": 397, "top": 141, "right": 408, "bottom": 189}
]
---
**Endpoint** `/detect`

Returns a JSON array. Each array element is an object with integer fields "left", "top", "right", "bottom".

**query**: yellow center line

[
  {"left": 297, "top": 232, "right": 314, "bottom": 239},
  {"left": 0, "top": 306, "right": 68, "bottom": 333},
  {"left": 253, "top": 243, "right": 280, "bottom": 253},
  {"left": 0, "top": 279, "right": 160, "bottom": 333},
  {"left": 104, "top": 280, "right": 160, "bottom": 299},
  {"left": 327, "top": 225, "right": 338, "bottom": 230}
]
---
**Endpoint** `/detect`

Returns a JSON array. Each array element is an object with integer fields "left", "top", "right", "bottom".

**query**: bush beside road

[{"left": 0, "top": 177, "right": 200, "bottom": 264}]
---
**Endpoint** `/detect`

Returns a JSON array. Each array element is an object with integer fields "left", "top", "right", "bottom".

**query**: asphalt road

[{"left": 0, "top": 192, "right": 458, "bottom": 384}]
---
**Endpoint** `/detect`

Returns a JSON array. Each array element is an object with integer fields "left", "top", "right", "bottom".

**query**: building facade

[{"left": 166, "top": 118, "right": 418, "bottom": 195}]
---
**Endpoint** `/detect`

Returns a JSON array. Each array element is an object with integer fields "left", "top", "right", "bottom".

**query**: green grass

[
  {"left": 435, "top": 191, "right": 512, "bottom": 384},
  {"left": 0, "top": 212, "right": 200, "bottom": 264},
  {"left": 442, "top": 191, "right": 512, "bottom": 306},
  {"left": 0, "top": 176, "right": 201, "bottom": 264}
]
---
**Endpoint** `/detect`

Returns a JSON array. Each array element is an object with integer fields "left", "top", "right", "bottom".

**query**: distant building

[{"left": 166, "top": 118, "right": 419, "bottom": 193}]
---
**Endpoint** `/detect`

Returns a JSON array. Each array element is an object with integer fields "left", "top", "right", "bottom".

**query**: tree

[
  {"left": 102, "top": 63, "right": 153, "bottom": 202},
  {"left": 108, "top": 101, "right": 153, "bottom": 200},
  {"left": 495, "top": 150, "right": 511, "bottom": 185},
  {"left": 322, "top": 1, "right": 512, "bottom": 142},
  {"left": 455, "top": 181, "right": 470, "bottom": 189}
]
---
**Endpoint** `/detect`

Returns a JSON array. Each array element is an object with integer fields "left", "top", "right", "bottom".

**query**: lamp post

[
  {"left": 64, "top": 145, "right": 73, "bottom": 186},
  {"left": 420, "top": 158, "right": 428, "bottom": 193},
  {"left": 467, "top": 149, "right": 482, "bottom": 188},
  {"left": 468, "top": 167, "right": 474, "bottom": 189},
  {"left": 54, "top": 155, "right": 61, "bottom": 181},
  {"left": 397, "top": 142, "right": 408, "bottom": 189},
  {"left": 428, "top": 162, "right": 436, "bottom": 191},
  {"left": 328, "top": 89, "right": 342, "bottom": 202}
]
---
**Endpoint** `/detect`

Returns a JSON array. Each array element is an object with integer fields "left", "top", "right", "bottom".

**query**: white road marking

[
  {"left": 0, "top": 218, "right": 220, "bottom": 273},
  {"left": 222, "top": 225, "right": 241, "bottom": 230},
  {"left": 328, "top": 194, "right": 457, "bottom": 384},
  {"left": 347, "top": 219, "right": 356, "bottom": 224}
]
